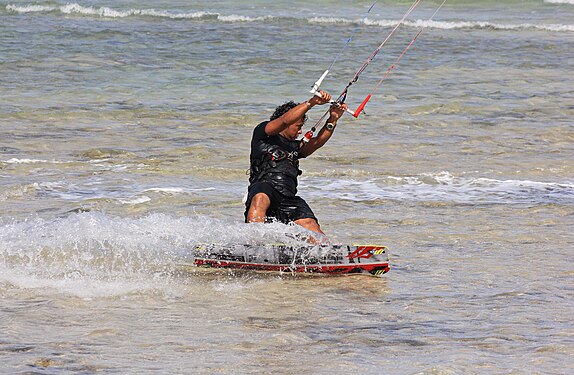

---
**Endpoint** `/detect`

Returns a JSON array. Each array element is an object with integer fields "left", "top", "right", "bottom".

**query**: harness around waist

[{"left": 250, "top": 147, "right": 301, "bottom": 184}]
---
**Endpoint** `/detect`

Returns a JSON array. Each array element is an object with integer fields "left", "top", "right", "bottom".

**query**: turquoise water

[{"left": 1, "top": 1, "right": 573, "bottom": 373}]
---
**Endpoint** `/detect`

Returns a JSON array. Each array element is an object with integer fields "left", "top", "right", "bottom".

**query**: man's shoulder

[
  {"left": 252, "top": 121, "right": 269, "bottom": 139},
  {"left": 254, "top": 121, "right": 268, "bottom": 131}
]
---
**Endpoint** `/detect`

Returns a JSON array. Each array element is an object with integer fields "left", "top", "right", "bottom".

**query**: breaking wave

[
  {"left": 5, "top": 3, "right": 274, "bottom": 22},
  {"left": 362, "top": 18, "right": 574, "bottom": 32},
  {"left": 301, "top": 172, "right": 574, "bottom": 205},
  {"left": 6, "top": 3, "right": 573, "bottom": 32}
]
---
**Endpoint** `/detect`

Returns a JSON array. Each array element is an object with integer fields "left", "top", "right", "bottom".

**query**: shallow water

[{"left": 1, "top": 0, "right": 573, "bottom": 373}]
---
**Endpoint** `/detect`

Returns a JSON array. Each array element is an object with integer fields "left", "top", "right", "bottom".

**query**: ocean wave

[
  {"left": 5, "top": 3, "right": 274, "bottom": 22},
  {"left": 309, "top": 16, "right": 574, "bottom": 32},
  {"left": 143, "top": 187, "right": 216, "bottom": 194},
  {"left": 308, "top": 16, "right": 353, "bottom": 25},
  {"left": 4, "top": 158, "right": 63, "bottom": 164},
  {"left": 544, "top": 0, "right": 574, "bottom": 4},
  {"left": 6, "top": 3, "right": 572, "bottom": 32},
  {"left": 361, "top": 18, "right": 574, "bottom": 32},
  {"left": 301, "top": 172, "right": 574, "bottom": 205},
  {"left": 116, "top": 187, "right": 217, "bottom": 205}
]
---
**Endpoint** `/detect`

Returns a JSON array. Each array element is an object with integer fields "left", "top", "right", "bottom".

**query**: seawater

[{"left": 1, "top": 0, "right": 573, "bottom": 373}]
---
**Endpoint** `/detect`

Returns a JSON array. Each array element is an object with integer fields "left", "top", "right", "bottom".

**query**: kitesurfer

[{"left": 244, "top": 90, "right": 347, "bottom": 236}]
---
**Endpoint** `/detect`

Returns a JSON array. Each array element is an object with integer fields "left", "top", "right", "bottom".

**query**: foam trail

[{"left": 0, "top": 212, "right": 310, "bottom": 297}]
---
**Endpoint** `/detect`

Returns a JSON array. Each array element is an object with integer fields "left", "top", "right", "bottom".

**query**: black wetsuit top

[{"left": 248, "top": 121, "right": 302, "bottom": 196}]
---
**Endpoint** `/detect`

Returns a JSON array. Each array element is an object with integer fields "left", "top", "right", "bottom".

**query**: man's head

[
  {"left": 271, "top": 101, "right": 307, "bottom": 140},
  {"left": 271, "top": 101, "right": 297, "bottom": 121}
]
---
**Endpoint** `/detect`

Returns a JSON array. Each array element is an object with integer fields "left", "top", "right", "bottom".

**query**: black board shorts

[{"left": 244, "top": 181, "right": 317, "bottom": 224}]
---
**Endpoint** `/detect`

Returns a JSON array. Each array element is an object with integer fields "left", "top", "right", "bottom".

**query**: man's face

[{"left": 282, "top": 118, "right": 304, "bottom": 140}]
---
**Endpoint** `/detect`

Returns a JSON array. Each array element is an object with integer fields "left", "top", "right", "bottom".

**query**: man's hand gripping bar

[{"left": 310, "top": 88, "right": 356, "bottom": 117}]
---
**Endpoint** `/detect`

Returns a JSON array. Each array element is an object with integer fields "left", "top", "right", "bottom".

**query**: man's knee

[
  {"left": 251, "top": 192, "right": 270, "bottom": 208},
  {"left": 247, "top": 193, "right": 271, "bottom": 223},
  {"left": 294, "top": 217, "right": 322, "bottom": 233}
]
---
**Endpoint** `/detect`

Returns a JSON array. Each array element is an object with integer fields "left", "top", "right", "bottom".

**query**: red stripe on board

[{"left": 194, "top": 258, "right": 389, "bottom": 275}]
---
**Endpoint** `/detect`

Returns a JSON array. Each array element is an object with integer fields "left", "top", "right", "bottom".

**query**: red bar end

[{"left": 353, "top": 94, "right": 372, "bottom": 118}]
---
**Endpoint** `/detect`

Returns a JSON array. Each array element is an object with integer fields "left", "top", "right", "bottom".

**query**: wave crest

[
  {"left": 302, "top": 172, "right": 574, "bottom": 205},
  {"left": 362, "top": 18, "right": 574, "bottom": 32},
  {"left": 6, "top": 3, "right": 274, "bottom": 22},
  {"left": 6, "top": 3, "right": 572, "bottom": 32}
]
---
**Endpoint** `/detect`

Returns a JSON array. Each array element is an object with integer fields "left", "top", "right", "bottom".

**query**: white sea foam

[
  {"left": 218, "top": 14, "right": 274, "bottom": 22},
  {"left": 309, "top": 16, "right": 354, "bottom": 25},
  {"left": 114, "top": 187, "right": 217, "bottom": 205},
  {"left": 143, "top": 187, "right": 215, "bottom": 194},
  {"left": 544, "top": 0, "right": 574, "bottom": 4},
  {"left": 4, "top": 158, "right": 59, "bottom": 164},
  {"left": 6, "top": 3, "right": 272, "bottom": 22},
  {"left": 1, "top": 269, "right": 158, "bottom": 299},
  {"left": 0, "top": 212, "right": 307, "bottom": 297},
  {"left": 363, "top": 18, "right": 574, "bottom": 32},
  {"left": 5, "top": 4, "right": 54, "bottom": 12},
  {"left": 301, "top": 172, "right": 574, "bottom": 205},
  {"left": 6, "top": 4, "right": 572, "bottom": 31},
  {"left": 144, "top": 187, "right": 186, "bottom": 194},
  {"left": 118, "top": 196, "right": 152, "bottom": 205},
  {"left": 309, "top": 15, "right": 574, "bottom": 32}
]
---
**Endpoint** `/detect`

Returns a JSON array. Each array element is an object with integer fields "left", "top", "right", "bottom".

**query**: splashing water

[{"left": 0, "top": 212, "right": 312, "bottom": 298}]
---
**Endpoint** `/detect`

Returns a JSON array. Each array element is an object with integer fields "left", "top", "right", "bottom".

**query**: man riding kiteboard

[{"left": 244, "top": 91, "right": 347, "bottom": 236}]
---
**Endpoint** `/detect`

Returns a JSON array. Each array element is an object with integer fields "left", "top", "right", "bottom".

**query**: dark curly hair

[{"left": 270, "top": 101, "right": 307, "bottom": 123}]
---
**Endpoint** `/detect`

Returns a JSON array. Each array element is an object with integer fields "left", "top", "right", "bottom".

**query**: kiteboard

[{"left": 186, "top": 243, "right": 390, "bottom": 277}]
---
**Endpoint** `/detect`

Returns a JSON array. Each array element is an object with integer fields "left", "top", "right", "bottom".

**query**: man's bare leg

[
  {"left": 294, "top": 217, "right": 324, "bottom": 235},
  {"left": 294, "top": 217, "right": 329, "bottom": 244},
  {"left": 248, "top": 197, "right": 326, "bottom": 243},
  {"left": 246, "top": 193, "right": 271, "bottom": 222}
]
